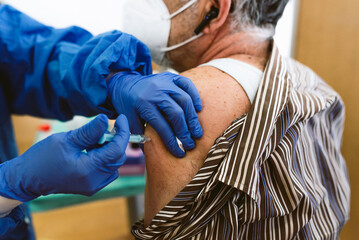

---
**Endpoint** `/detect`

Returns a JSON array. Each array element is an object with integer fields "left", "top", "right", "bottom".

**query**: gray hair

[{"left": 229, "top": 0, "right": 290, "bottom": 40}]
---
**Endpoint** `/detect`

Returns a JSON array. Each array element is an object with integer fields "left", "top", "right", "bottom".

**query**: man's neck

[{"left": 198, "top": 26, "right": 271, "bottom": 71}]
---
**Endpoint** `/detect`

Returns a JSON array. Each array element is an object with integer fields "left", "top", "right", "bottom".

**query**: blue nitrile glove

[
  {"left": 0, "top": 205, "right": 25, "bottom": 239},
  {"left": 0, "top": 206, "right": 25, "bottom": 238},
  {"left": 108, "top": 71, "right": 203, "bottom": 158},
  {"left": 0, "top": 114, "right": 130, "bottom": 202}
]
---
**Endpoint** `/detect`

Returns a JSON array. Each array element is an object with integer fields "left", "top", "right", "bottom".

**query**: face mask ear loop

[
  {"left": 160, "top": 32, "right": 203, "bottom": 52},
  {"left": 164, "top": 0, "right": 198, "bottom": 20}
]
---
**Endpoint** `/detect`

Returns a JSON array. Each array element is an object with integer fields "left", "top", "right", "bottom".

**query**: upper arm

[{"left": 143, "top": 66, "right": 251, "bottom": 225}]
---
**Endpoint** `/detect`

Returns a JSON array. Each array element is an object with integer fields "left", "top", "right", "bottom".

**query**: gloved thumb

[
  {"left": 88, "top": 114, "right": 130, "bottom": 168},
  {"left": 67, "top": 114, "right": 109, "bottom": 149}
]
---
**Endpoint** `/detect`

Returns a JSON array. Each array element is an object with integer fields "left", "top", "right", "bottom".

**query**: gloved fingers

[
  {"left": 67, "top": 114, "right": 109, "bottom": 150},
  {"left": 114, "top": 114, "right": 131, "bottom": 142},
  {"left": 88, "top": 115, "right": 130, "bottom": 167},
  {"left": 93, "top": 154, "right": 127, "bottom": 174},
  {"left": 173, "top": 75, "right": 203, "bottom": 112},
  {"left": 156, "top": 95, "right": 195, "bottom": 150},
  {"left": 170, "top": 88, "right": 203, "bottom": 139},
  {"left": 0, "top": 208, "right": 23, "bottom": 236},
  {"left": 84, "top": 171, "right": 120, "bottom": 196},
  {"left": 128, "top": 113, "right": 145, "bottom": 152},
  {"left": 140, "top": 104, "right": 186, "bottom": 158},
  {"left": 128, "top": 112, "right": 145, "bottom": 136}
]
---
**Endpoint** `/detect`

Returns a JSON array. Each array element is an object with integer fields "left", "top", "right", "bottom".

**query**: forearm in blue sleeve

[{"left": 0, "top": 4, "right": 152, "bottom": 120}]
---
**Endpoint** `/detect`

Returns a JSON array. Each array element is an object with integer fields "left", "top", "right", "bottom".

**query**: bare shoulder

[
  {"left": 181, "top": 65, "right": 251, "bottom": 140},
  {"left": 143, "top": 66, "right": 250, "bottom": 226},
  {"left": 146, "top": 65, "right": 250, "bottom": 168}
]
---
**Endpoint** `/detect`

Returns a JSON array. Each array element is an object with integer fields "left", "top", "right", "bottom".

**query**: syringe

[{"left": 98, "top": 127, "right": 151, "bottom": 145}]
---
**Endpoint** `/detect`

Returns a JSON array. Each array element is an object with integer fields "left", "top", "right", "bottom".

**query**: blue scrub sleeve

[
  {"left": 0, "top": 205, "right": 25, "bottom": 238},
  {"left": 0, "top": 4, "right": 152, "bottom": 120}
]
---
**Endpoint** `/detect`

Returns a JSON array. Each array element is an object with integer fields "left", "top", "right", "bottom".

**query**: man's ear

[{"left": 202, "top": 0, "right": 232, "bottom": 34}]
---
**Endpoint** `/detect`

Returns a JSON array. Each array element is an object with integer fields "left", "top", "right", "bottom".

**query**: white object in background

[
  {"left": 2, "top": 0, "right": 124, "bottom": 35},
  {"left": 274, "top": 0, "right": 300, "bottom": 58}
]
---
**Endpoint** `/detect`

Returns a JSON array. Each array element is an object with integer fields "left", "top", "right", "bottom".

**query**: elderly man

[{"left": 121, "top": 0, "right": 350, "bottom": 239}]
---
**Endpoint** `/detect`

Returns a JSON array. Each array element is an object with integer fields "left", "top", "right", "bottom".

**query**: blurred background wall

[
  {"left": 295, "top": 0, "right": 359, "bottom": 239},
  {"left": 1, "top": 0, "right": 357, "bottom": 239}
]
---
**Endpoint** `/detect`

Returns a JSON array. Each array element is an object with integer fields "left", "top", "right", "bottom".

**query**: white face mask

[{"left": 119, "top": 0, "right": 202, "bottom": 66}]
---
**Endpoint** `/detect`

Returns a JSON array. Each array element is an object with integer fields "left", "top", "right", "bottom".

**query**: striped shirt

[{"left": 132, "top": 43, "right": 350, "bottom": 239}]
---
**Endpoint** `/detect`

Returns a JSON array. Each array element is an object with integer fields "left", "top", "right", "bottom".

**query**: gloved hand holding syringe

[
  {"left": 98, "top": 127, "right": 151, "bottom": 145},
  {"left": 98, "top": 126, "right": 185, "bottom": 152}
]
